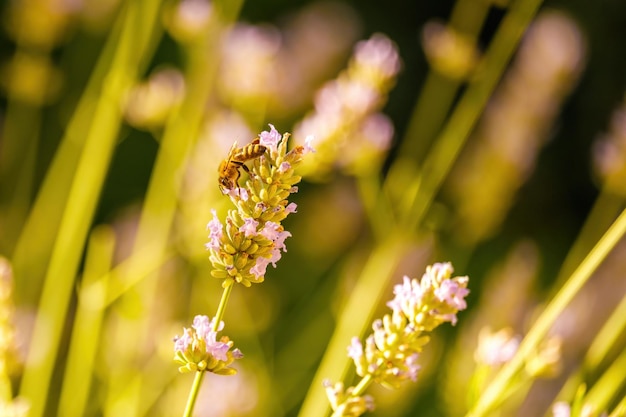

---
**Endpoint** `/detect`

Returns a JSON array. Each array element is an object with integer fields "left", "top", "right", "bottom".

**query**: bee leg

[{"left": 240, "top": 163, "right": 258, "bottom": 179}]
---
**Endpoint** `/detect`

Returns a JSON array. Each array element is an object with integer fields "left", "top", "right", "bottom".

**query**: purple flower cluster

[
  {"left": 326, "top": 263, "right": 469, "bottom": 415},
  {"left": 206, "top": 125, "right": 312, "bottom": 287},
  {"left": 294, "top": 33, "right": 401, "bottom": 179},
  {"left": 387, "top": 262, "right": 469, "bottom": 329},
  {"left": 173, "top": 315, "right": 243, "bottom": 375}
]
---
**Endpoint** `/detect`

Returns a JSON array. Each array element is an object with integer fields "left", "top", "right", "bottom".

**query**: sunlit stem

[
  {"left": 351, "top": 374, "right": 373, "bottom": 398},
  {"left": 182, "top": 371, "right": 205, "bottom": 417},
  {"left": 401, "top": 0, "right": 545, "bottom": 233},
  {"left": 213, "top": 283, "right": 234, "bottom": 331},
  {"left": 466, "top": 208, "right": 626, "bottom": 417}
]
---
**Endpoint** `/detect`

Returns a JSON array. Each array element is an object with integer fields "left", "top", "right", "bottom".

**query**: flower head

[
  {"left": 324, "top": 380, "right": 375, "bottom": 417},
  {"left": 388, "top": 262, "right": 470, "bottom": 329},
  {"left": 474, "top": 327, "right": 520, "bottom": 366},
  {"left": 173, "top": 315, "right": 243, "bottom": 375},
  {"left": 207, "top": 125, "right": 306, "bottom": 287},
  {"left": 329, "top": 263, "right": 469, "bottom": 414}
]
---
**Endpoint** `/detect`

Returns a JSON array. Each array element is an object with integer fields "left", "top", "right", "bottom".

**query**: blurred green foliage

[{"left": 0, "top": 0, "right": 625, "bottom": 416}]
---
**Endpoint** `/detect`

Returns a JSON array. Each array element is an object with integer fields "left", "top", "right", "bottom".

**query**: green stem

[
  {"left": 584, "top": 347, "right": 626, "bottom": 414},
  {"left": 466, "top": 208, "right": 626, "bottom": 417},
  {"left": 584, "top": 292, "right": 626, "bottom": 373},
  {"left": 398, "top": 0, "right": 545, "bottom": 232},
  {"left": 398, "top": 0, "right": 489, "bottom": 163},
  {"left": 356, "top": 173, "right": 392, "bottom": 241},
  {"left": 609, "top": 396, "right": 626, "bottom": 417},
  {"left": 183, "top": 371, "right": 206, "bottom": 417},
  {"left": 351, "top": 374, "right": 373, "bottom": 398},
  {"left": 554, "top": 190, "right": 625, "bottom": 286},
  {"left": 17, "top": 3, "right": 161, "bottom": 416},
  {"left": 57, "top": 226, "right": 115, "bottom": 417},
  {"left": 213, "top": 284, "right": 234, "bottom": 331},
  {"left": 296, "top": 236, "right": 410, "bottom": 417}
]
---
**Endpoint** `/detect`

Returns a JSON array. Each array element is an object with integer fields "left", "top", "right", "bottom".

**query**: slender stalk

[
  {"left": 351, "top": 374, "right": 373, "bottom": 398},
  {"left": 466, "top": 209, "right": 626, "bottom": 417},
  {"left": 554, "top": 190, "right": 625, "bottom": 286},
  {"left": 356, "top": 173, "right": 392, "bottom": 241},
  {"left": 399, "top": 0, "right": 545, "bottom": 232},
  {"left": 584, "top": 294, "right": 626, "bottom": 373},
  {"left": 398, "top": 0, "right": 490, "bottom": 163},
  {"left": 296, "top": 236, "right": 410, "bottom": 417},
  {"left": 58, "top": 226, "right": 115, "bottom": 417},
  {"left": 584, "top": 347, "right": 626, "bottom": 413},
  {"left": 183, "top": 371, "right": 206, "bottom": 417},
  {"left": 608, "top": 396, "right": 626, "bottom": 417},
  {"left": 10, "top": 2, "right": 125, "bottom": 305},
  {"left": 213, "top": 284, "right": 234, "bottom": 331}
]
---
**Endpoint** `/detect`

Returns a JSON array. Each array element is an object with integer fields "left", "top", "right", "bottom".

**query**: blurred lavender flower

[
  {"left": 592, "top": 97, "right": 626, "bottom": 196},
  {"left": 163, "top": 0, "right": 213, "bottom": 43},
  {"left": 552, "top": 401, "right": 607, "bottom": 417},
  {"left": 123, "top": 67, "right": 186, "bottom": 130},
  {"left": 0, "top": 257, "right": 28, "bottom": 416},
  {"left": 294, "top": 33, "right": 401, "bottom": 179},
  {"left": 218, "top": 23, "right": 281, "bottom": 104},
  {"left": 446, "top": 11, "right": 586, "bottom": 245},
  {"left": 474, "top": 327, "right": 520, "bottom": 367},
  {"left": 422, "top": 21, "right": 479, "bottom": 80}
]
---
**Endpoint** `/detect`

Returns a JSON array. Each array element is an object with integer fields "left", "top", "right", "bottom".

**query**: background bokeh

[{"left": 1, "top": 0, "right": 625, "bottom": 416}]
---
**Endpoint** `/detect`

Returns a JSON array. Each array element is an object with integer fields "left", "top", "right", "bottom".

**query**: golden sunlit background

[{"left": 0, "top": 0, "right": 625, "bottom": 416}]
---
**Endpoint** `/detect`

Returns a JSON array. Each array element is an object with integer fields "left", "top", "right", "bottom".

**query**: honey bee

[{"left": 218, "top": 138, "right": 267, "bottom": 192}]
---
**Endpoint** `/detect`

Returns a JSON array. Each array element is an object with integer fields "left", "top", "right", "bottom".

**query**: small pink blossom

[
  {"left": 279, "top": 162, "right": 291, "bottom": 173},
  {"left": 347, "top": 337, "right": 363, "bottom": 360},
  {"left": 237, "top": 188, "right": 249, "bottom": 201},
  {"left": 254, "top": 221, "right": 292, "bottom": 274},
  {"left": 250, "top": 256, "right": 271, "bottom": 278},
  {"left": 404, "top": 353, "right": 421, "bottom": 382},
  {"left": 285, "top": 202, "right": 298, "bottom": 214},
  {"left": 205, "top": 209, "right": 223, "bottom": 250},
  {"left": 173, "top": 329, "right": 193, "bottom": 352},
  {"left": 192, "top": 315, "right": 213, "bottom": 337},
  {"left": 239, "top": 217, "right": 259, "bottom": 237},
  {"left": 387, "top": 275, "right": 423, "bottom": 314},
  {"left": 434, "top": 279, "right": 469, "bottom": 310},
  {"left": 208, "top": 339, "right": 231, "bottom": 361},
  {"left": 260, "top": 221, "right": 282, "bottom": 241},
  {"left": 259, "top": 123, "right": 281, "bottom": 151},
  {"left": 304, "top": 135, "right": 316, "bottom": 154}
]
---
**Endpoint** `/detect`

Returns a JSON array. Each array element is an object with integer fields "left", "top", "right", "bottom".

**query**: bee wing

[{"left": 227, "top": 141, "right": 238, "bottom": 159}]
